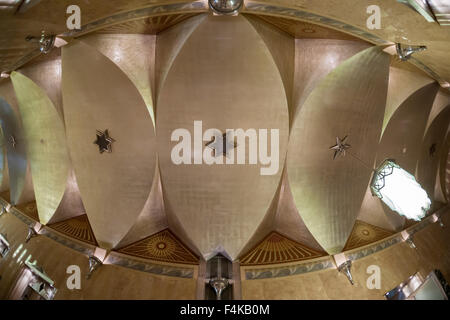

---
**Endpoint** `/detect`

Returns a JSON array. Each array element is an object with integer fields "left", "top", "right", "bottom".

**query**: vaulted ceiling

[{"left": 0, "top": 0, "right": 449, "bottom": 265}]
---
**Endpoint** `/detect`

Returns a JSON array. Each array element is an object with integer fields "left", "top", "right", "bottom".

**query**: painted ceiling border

[{"left": 244, "top": 205, "right": 448, "bottom": 280}]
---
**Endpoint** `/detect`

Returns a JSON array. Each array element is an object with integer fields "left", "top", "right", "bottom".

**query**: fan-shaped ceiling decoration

[
  {"left": 61, "top": 40, "right": 157, "bottom": 249},
  {"left": 240, "top": 232, "right": 325, "bottom": 266},
  {"left": 48, "top": 214, "right": 97, "bottom": 246},
  {"left": 11, "top": 71, "right": 70, "bottom": 225},
  {"left": 287, "top": 46, "right": 390, "bottom": 254},
  {"left": 342, "top": 220, "right": 394, "bottom": 251},
  {"left": 96, "top": 14, "right": 199, "bottom": 34},
  {"left": 117, "top": 229, "right": 199, "bottom": 264},
  {"left": 157, "top": 15, "right": 289, "bottom": 260},
  {"left": 248, "top": 14, "right": 367, "bottom": 41}
]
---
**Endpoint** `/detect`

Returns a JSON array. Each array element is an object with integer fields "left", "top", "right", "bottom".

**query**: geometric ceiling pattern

[
  {"left": 342, "top": 220, "right": 394, "bottom": 251},
  {"left": 116, "top": 229, "right": 199, "bottom": 265},
  {"left": 240, "top": 232, "right": 326, "bottom": 266},
  {"left": 48, "top": 214, "right": 98, "bottom": 246}
]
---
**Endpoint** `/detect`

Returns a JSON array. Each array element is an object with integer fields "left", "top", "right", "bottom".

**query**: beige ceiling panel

[
  {"left": 239, "top": 166, "right": 326, "bottom": 256},
  {"left": 382, "top": 67, "right": 435, "bottom": 137},
  {"left": 47, "top": 168, "right": 86, "bottom": 224},
  {"left": 287, "top": 47, "right": 390, "bottom": 254},
  {"left": 292, "top": 39, "right": 370, "bottom": 127},
  {"left": 62, "top": 40, "right": 157, "bottom": 249},
  {"left": 115, "top": 166, "right": 169, "bottom": 249},
  {"left": 417, "top": 105, "right": 450, "bottom": 200},
  {"left": 16, "top": 53, "right": 88, "bottom": 225},
  {"left": 155, "top": 14, "right": 207, "bottom": 109},
  {"left": 245, "top": 14, "right": 294, "bottom": 115},
  {"left": 10, "top": 71, "right": 69, "bottom": 225},
  {"left": 82, "top": 34, "right": 156, "bottom": 126},
  {"left": 157, "top": 15, "right": 289, "bottom": 260},
  {"left": 378, "top": 83, "right": 439, "bottom": 173},
  {"left": 0, "top": 84, "right": 34, "bottom": 205},
  {"left": 16, "top": 49, "right": 64, "bottom": 121},
  {"left": 425, "top": 89, "right": 450, "bottom": 136}
]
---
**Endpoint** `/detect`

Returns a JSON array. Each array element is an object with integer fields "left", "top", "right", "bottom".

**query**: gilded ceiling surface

[{"left": 0, "top": 1, "right": 449, "bottom": 266}]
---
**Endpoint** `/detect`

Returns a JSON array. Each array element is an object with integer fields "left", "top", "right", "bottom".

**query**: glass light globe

[
  {"left": 371, "top": 159, "right": 431, "bottom": 221},
  {"left": 209, "top": 0, "right": 243, "bottom": 15}
]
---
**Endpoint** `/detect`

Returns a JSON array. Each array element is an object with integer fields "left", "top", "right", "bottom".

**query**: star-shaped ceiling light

[
  {"left": 93, "top": 129, "right": 115, "bottom": 154},
  {"left": 329, "top": 135, "right": 351, "bottom": 160},
  {"left": 205, "top": 132, "right": 237, "bottom": 158}
]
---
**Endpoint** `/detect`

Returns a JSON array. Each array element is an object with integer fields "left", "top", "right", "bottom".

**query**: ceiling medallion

[
  {"left": 208, "top": 0, "right": 243, "bottom": 15},
  {"left": 205, "top": 132, "right": 237, "bottom": 158},
  {"left": 329, "top": 135, "right": 351, "bottom": 160},
  {"left": 93, "top": 129, "right": 115, "bottom": 154}
]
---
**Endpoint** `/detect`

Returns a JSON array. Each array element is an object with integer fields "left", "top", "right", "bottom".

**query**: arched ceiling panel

[
  {"left": 157, "top": 15, "right": 289, "bottom": 260},
  {"left": 16, "top": 49, "right": 64, "bottom": 121},
  {"left": 378, "top": 83, "right": 439, "bottom": 173},
  {"left": 115, "top": 167, "right": 169, "bottom": 249},
  {"left": 11, "top": 71, "right": 70, "bottom": 225},
  {"left": 0, "top": 94, "right": 32, "bottom": 205},
  {"left": 62, "top": 40, "right": 156, "bottom": 249},
  {"left": 381, "top": 66, "right": 434, "bottom": 137},
  {"left": 287, "top": 46, "right": 390, "bottom": 254},
  {"left": 245, "top": 14, "right": 294, "bottom": 116},
  {"left": 292, "top": 39, "right": 370, "bottom": 128},
  {"left": 155, "top": 14, "right": 206, "bottom": 109},
  {"left": 82, "top": 34, "right": 156, "bottom": 126},
  {"left": 417, "top": 105, "right": 450, "bottom": 201},
  {"left": 424, "top": 89, "right": 450, "bottom": 136},
  {"left": 47, "top": 168, "right": 86, "bottom": 224}
]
